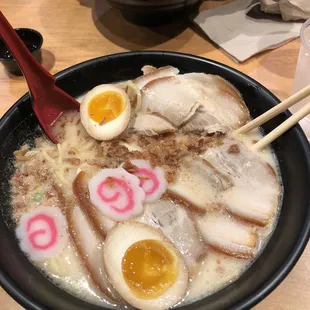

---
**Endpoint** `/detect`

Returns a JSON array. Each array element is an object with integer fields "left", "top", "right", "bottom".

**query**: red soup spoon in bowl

[{"left": 0, "top": 11, "right": 80, "bottom": 144}]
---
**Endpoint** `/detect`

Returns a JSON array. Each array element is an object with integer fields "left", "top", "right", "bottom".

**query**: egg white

[
  {"left": 103, "top": 222, "right": 189, "bottom": 310},
  {"left": 80, "top": 84, "right": 131, "bottom": 141}
]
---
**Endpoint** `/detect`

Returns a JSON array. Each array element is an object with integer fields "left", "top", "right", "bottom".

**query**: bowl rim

[{"left": 0, "top": 51, "right": 309, "bottom": 310}]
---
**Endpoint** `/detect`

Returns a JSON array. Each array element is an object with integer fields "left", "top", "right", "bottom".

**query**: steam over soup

[{"left": 10, "top": 66, "right": 282, "bottom": 309}]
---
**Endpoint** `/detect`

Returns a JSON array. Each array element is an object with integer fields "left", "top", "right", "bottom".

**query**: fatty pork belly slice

[
  {"left": 132, "top": 113, "right": 177, "bottom": 136},
  {"left": 182, "top": 107, "right": 229, "bottom": 135},
  {"left": 196, "top": 210, "right": 258, "bottom": 259},
  {"left": 141, "top": 76, "right": 201, "bottom": 127},
  {"left": 202, "top": 138, "right": 281, "bottom": 226},
  {"left": 141, "top": 65, "right": 156, "bottom": 75},
  {"left": 180, "top": 73, "right": 250, "bottom": 130},
  {"left": 67, "top": 206, "right": 122, "bottom": 302},
  {"left": 134, "top": 65, "right": 180, "bottom": 90},
  {"left": 138, "top": 199, "right": 205, "bottom": 269},
  {"left": 73, "top": 171, "right": 115, "bottom": 237},
  {"left": 168, "top": 157, "right": 232, "bottom": 213}
]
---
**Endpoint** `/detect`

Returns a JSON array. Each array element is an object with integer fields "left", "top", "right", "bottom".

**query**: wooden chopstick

[
  {"left": 252, "top": 101, "right": 310, "bottom": 151},
  {"left": 236, "top": 84, "right": 310, "bottom": 134}
]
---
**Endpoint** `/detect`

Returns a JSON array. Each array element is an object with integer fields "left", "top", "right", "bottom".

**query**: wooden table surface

[{"left": 0, "top": 0, "right": 309, "bottom": 309}]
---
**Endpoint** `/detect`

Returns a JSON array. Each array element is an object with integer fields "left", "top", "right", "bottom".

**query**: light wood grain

[{"left": 0, "top": 0, "right": 309, "bottom": 309}]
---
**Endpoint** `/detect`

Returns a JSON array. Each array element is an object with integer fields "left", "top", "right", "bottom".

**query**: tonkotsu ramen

[{"left": 10, "top": 66, "right": 282, "bottom": 309}]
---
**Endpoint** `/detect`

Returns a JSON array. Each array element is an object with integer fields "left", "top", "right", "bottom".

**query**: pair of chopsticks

[{"left": 236, "top": 85, "right": 310, "bottom": 151}]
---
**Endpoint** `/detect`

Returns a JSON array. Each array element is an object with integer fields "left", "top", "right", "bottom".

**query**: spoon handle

[{"left": 0, "top": 11, "right": 55, "bottom": 100}]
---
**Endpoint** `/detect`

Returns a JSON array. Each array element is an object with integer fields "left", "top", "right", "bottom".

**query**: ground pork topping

[{"left": 101, "top": 134, "right": 222, "bottom": 183}]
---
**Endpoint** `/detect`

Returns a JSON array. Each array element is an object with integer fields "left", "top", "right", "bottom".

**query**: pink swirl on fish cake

[
  {"left": 16, "top": 206, "right": 68, "bottom": 261},
  {"left": 89, "top": 168, "right": 145, "bottom": 221},
  {"left": 129, "top": 160, "right": 167, "bottom": 203}
]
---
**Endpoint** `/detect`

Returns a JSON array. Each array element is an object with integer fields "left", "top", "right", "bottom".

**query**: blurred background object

[
  {"left": 260, "top": 0, "right": 310, "bottom": 21},
  {"left": 291, "top": 18, "right": 310, "bottom": 140},
  {"left": 260, "top": 0, "right": 281, "bottom": 14},
  {"left": 106, "top": 0, "right": 201, "bottom": 25}
]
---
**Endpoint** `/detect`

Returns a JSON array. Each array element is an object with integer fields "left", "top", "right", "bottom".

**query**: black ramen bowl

[
  {"left": 0, "top": 52, "right": 309, "bottom": 310},
  {"left": 106, "top": 0, "right": 201, "bottom": 25}
]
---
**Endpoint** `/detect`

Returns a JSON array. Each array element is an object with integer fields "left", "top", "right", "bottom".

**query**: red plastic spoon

[{"left": 0, "top": 11, "right": 80, "bottom": 144}]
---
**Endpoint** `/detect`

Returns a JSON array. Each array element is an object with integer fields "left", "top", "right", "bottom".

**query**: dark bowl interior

[
  {"left": 0, "top": 28, "right": 43, "bottom": 75},
  {"left": 0, "top": 52, "right": 309, "bottom": 310}
]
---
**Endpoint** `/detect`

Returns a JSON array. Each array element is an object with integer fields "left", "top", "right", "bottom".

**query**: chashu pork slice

[
  {"left": 182, "top": 107, "right": 229, "bottom": 135},
  {"left": 116, "top": 80, "right": 142, "bottom": 111},
  {"left": 141, "top": 76, "right": 201, "bottom": 127},
  {"left": 141, "top": 65, "right": 157, "bottom": 75},
  {"left": 180, "top": 73, "right": 249, "bottom": 130},
  {"left": 68, "top": 206, "right": 122, "bottom": 302},
  {"left": 73, "top": 171, "right": 116, "bottom": 237},
  {"left": 132, "top": 113, "right": 177, "bottom": 136},
  {"left": 140, "top": 73, "right": 249, "bottom": 130},
  {"left": 137, "top": 199, "right": 205, "bottom": 269},
  {"left": 168, "top": 157, "right": 232, "bottom": 214},
  {"left": 196, "top": 210, "right": 258, "bottom": 259},
  {"left": 134, "top": 65, "right": 179, "bottom": 90},
  {"left": 54, "top": 183, "right": 120, "bottom": 302},
  {"left": 202, "top": 138, "right": 281, "bottom": 226}
]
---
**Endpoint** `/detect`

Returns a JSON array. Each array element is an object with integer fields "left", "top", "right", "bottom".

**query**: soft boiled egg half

[
  {"left": 80, "top": 84, "right": 131, "bottom": 140},
  {"left": 104, "top": 222, "right": 188, "bottom": 310}
]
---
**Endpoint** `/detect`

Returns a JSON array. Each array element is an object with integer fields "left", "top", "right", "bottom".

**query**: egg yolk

[
  {"left": 122, "top": 239, "right": 178, "bottom": 299},
  {"left": 88, "top": 91, "right": 125, "bottom": 124}
]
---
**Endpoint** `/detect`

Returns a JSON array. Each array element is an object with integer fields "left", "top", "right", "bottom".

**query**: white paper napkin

[{"left": 193, "top": 0, "right": 303, "bottom": 62}]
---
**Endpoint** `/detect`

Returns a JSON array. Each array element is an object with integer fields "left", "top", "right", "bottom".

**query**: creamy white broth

[
  {"left": 10, "top": 71, "right": 282, "bottom": 309},
  {"left": 38, "top": 242, "right": 111, "bottom": 307},
  {"left": 234, "top": 129, "right": 278, "bottom": 169}
]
